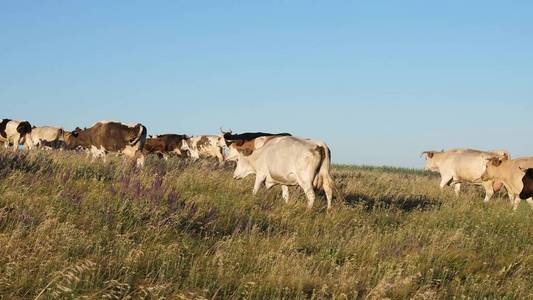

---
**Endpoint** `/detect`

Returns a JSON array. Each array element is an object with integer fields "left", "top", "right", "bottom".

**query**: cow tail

[
  {"left": 314, "top": 142, "right": 344, "bottom": 202},
  {"left": 129, "top": 124, "right": 147, "bottom": 147}
]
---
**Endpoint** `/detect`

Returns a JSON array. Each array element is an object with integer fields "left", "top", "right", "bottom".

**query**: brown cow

[
  {"left": 144, "top": 134, "right": 189, "bottom": 159},
  {"left": 64, "top": 121, "right": 147, "bottom": 166}
]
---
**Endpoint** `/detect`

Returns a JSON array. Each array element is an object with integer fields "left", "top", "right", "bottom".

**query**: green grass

[{"left": 1, "top": 149, "right": 532, "bottom": 299}]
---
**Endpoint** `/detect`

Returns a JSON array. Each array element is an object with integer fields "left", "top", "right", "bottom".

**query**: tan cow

[
  {"left": 481, "top": 157, "right": 533, "bottom": 210},
  {"left": 422, "top": 148, "right": 510, "bottom": 202},
  {"left": 25, "top": 126, "right": 66, "bottom": 150}
]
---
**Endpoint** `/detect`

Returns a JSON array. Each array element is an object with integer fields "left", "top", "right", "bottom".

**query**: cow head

[
  {"left": 224, "top": 140, "right": 255, "bottom": 161},
  {"left": 481, "top": 157, "right": 505, "bottom": 181},
  {"left": 220, "top": 128, "right": 241, "bottom": 161},
  {"left": 479, "top": 150, "right": 512, "bottom": 181},
  {"left": 63, "top": 127, "right": 83, "bottom": 148},
  {"left": 179, "top": 137, "right": 192, "bottom": 157},
  {"left": 421, "top": 151, "right": 441, "bottom": 172},
  {"left": 233, "top": 156, "right": 256, "bottom": 180}
]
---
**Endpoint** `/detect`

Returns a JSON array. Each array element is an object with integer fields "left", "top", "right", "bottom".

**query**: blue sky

[{"left": 1, "top": 1, "right": 532, "bottom": 167}]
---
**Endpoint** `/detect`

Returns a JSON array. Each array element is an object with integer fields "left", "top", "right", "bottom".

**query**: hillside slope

[{"left": 0, "top": 150, "right": 532, "bottom": 299}]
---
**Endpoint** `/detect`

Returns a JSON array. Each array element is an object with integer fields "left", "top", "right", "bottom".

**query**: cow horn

[{"left": 220, "top": 127, "right": 232, "bottom": 135}]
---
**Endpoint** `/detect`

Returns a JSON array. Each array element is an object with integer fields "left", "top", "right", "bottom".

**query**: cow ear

[
  {"left": 422, "top": 151, "right": 434, "bottom": 159},
  {"left": 242, "top": 148, "right": 253, "bottom": 156},
  {"left": 71, "top": 131, "right": 79, "bottom": 137},
  {"left": 491, "top": 158, "right": 502, "bottom": 167}
]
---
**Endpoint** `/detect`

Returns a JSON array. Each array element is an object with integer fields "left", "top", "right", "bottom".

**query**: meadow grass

[{"left": 0, "top": 149, "right": 532, "bottom": 299}]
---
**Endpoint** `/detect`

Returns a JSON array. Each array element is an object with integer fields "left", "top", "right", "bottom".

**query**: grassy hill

[{"left": 0, "top": 149, "right": 532, "bottom": 299}]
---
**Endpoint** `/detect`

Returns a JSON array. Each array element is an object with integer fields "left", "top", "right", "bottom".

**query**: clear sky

[{"left": 1, "top": 1, "right": 532, "bottom": 168}]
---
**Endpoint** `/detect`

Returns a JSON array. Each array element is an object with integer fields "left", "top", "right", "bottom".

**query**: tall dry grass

[{"left": 0, "top": 149, "right": 532, "bottom": 299}]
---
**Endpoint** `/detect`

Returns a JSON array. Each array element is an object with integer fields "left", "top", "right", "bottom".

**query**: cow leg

[
  {"left": 453, "top": 183, "right": 461, "bottom": 196},
  {"left": 322, "top": 177, "right": 333, "bottom": 210},
  {"left": 215, "top": 149, "right": 224, "bottom": 164},
  {"left": 13, "top": 135, "right": 21, "bottom": 151},
  {"left": 482, "top": 181, "right": 495, "bottom": 203},
  {"left": 512, "top": 196, "right": 521, "bottom": 211},
  {"left": 253, "top": 176, "right": 266, "bottom": 195},
  {"left": 508, "top": 192, "right": 515, "bottom": 203},
  {"left": 90, "top": 146, "right": 98, "bottom": 162},
  {"left": 303, "top": 187, "right": 316, "bottom": 209},
  {"left": 439, "top": 175, "right": 453, "bottom": 189},
  {"left": 281, "top": 185, "right": 290, "bottom": 203},
  {"left": 526, "top": 198, "right": 533, "bottom": 210},
  {"left": 136, "top": 154, "right": 145, "bottom": 167},
  {"left": 190, "top": 151, "right": 200, "bottom": 161}
]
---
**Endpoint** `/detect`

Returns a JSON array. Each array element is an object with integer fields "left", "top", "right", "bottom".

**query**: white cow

[
  {"left": 181, "top": 135, "right": 225, "bottom": 163},
  {"left": 422, "top": 148, "right": 510, "bottom": 202},
  {"left": 0, "top": 119, "right": 32, "bottom": 151},
  {"left": 25, "top": 126, "right": 66, "bottom": 150},
  {"left": 225, "top": 135, "right": 342, "bottom": 209}
]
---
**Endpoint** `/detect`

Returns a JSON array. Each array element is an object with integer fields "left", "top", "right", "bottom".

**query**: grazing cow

[
  {"left": 481, "top": 157, "right": 533, "bottom": 210},
  {"left": 0, "top": 119, "right": 32, "bottom": 151},
  {"left": 64, "top": 121, "right": 147, "bottom": 166},
  {"left": 519, "top": 169, "right": 533, "bottom": 200},
  {"left": 421, "top": 148, "right": 510, "bottom": 202},
  {"left": 224, "top": 135, "right": 342, "bottom": 209},
  {"left": 25, "top": 126, "right": 66, "bottom": 150},
  {"left": 143, "top": 134, "right": 189, "bottom": 159},
  {"left": 180, "top": 135, "right": 225, "bottom": 163}
]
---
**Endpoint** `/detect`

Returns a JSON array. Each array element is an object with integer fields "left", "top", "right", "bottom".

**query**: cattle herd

[{"left": 2, "top": 118, "right": 533, "bottom": 210}]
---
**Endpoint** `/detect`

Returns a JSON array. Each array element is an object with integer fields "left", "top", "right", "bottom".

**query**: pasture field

[{"left": 0, "top": 149, "right": 532, "bottom": 299}]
